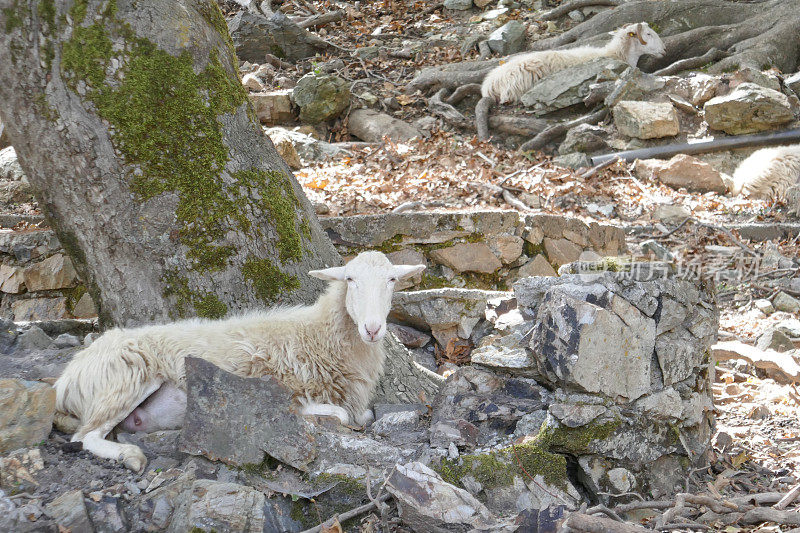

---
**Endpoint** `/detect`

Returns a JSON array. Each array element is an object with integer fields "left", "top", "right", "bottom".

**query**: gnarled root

[{"left": 476, "top": 96, "right": 494, "bottom": 141}]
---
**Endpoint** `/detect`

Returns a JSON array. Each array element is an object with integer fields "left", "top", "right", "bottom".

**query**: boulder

[
  {"left": 347, "top": 109, "right": 421, "bottom": 142},
  {"left": 521, "top": 58, "right": 628, "bottom": 115},
  {"left": 756, "top": 328, "right": 795, "bottom": 352},
  {"left": 291, "top": 73, "right": 351, "bottom": 124},
  {"left": 486, "top": 20, "right": 527, "bottom": 56},
  {"left": 0, "top": 379, "right": 55, "bottom": 453},
  {"left": 553, "top": 152, "right": 590, "bottom": 169},
  {"left": 0, "top": 147, "right": 34, "bottom": 207},
  {"left": 634, "top": 154, "right": 727, "bottom": 193},
  {"left": 71, "top": 292, "right": 98, "bottom": 318},
  {"left": 613, "top": 101, "right": 680, "bottom": 139},
  {"left": 227, "top": 11, "right": 317, "bottom": 62},
  {"left": 179, "top": 357, "right": 317, "bottom": 470},
  {"left": 386, "top": 462, "right": 499, "bottom": 532},
  {"left": 23, "top": 253, "right": 78, "bottom": 291},
  {"left": 703, "top": 83, "right": 793, "bottom": 134},
  {"left": 249, "top": 90, "right": 294, "bottom": 125},
  {"left": 429, "top": 242, "right": 502, "bottom": 274}
]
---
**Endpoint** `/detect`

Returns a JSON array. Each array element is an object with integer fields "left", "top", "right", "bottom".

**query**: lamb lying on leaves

[{"left": 54, "top": 251, "right": 425, "bottom": 472}]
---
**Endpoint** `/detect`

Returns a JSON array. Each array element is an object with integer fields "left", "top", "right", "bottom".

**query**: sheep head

[
  {"left": 309, "top": 251, "right": 425, "bottom": 344},
  {"left": 618, "top": 22, "right": 666, "bottom": 65}
]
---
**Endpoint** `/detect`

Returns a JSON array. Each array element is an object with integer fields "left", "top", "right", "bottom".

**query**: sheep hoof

[{"left": 120, "top": 446, "right": 147, "bottom": 474}]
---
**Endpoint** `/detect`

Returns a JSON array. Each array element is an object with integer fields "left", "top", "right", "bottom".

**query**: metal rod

[{"left": 591, "top": 128, "right": 800, "bottom": 165}]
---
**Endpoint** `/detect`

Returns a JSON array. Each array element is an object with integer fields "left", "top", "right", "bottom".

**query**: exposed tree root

[
  {"left": 430, "top": 90, "right": 546, "bottom": 137},
  {"left": 408, "top": 60, "right": 499, "bottom": 93},
  {"left": 446, "top": 84, "right": 482, "bottom": 105},
  {"left": 475, "top": 96, "right": 494, "bottom": 141},
  {"left": 654, "top": 47, "right": 727, "bottom": 76},
  {"left": 519, "top": 108, "right": 608, "bottom": 152},
  {"left": 541, "top": 0, "right": 622, "bottom": 21}
]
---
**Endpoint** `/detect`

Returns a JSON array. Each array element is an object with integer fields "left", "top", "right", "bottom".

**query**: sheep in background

[
  {"left": 481, "top": 22, "right": 666, "bottom": 104},
  {"left": 729, "top": 144, "right": 800, "bottom": 200},
  {"left": 54, "top": 251, "right": 425, "bottom": 472}
]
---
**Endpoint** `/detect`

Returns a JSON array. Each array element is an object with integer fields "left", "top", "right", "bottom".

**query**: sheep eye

[
  {"left": 345, "top": 276, "right": 353, "bottom": 282},
  {"left": 389, "top": 277, "right": 397, "bottom": 283}
]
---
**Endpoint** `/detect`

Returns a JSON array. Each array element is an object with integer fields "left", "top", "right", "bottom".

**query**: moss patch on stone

[
  {"left": 436, "top": 419, "right": 621, "bottom": 493},
  {"left": 3, "top": 0, "right": 24, "bottom": 33},
  {"left": 241, "top": 257, "right": 300, "bottom": 304}
]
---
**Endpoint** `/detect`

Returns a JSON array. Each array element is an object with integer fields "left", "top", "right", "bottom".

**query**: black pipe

[{"left": 590, "top": 128, "right": 800, "bottom": 165}]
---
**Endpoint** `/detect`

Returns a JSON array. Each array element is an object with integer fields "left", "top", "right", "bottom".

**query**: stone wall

[
  {"left": 428, "top": 264, "right": 718, "bottom": 507},
  {"left": 321, "top": 210, "right": 627, "bottom": 291},
  {"left": 0, "top": 229, "right": 97, "bottom": 321}
]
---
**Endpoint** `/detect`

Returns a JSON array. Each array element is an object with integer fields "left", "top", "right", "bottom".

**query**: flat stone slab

[{"left": 179, "top": 357, "right": 316, "bottom": 471}]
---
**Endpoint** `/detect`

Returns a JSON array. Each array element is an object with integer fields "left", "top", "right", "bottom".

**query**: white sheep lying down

[
  {"left": 54, "top": 251, "right": 425, "bottom": 472},
  {"left": 730, "top": 143, "right": 800, "bottom": 200},
  {"left": 482, "top": 22, "right": 666, "bottom": 104}
]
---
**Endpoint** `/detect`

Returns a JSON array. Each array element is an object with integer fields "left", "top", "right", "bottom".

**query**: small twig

[
  {"left": 775, "top": 483, "right": 800, "bottom": 510},
  {"left": 299, "top": 493, "right": 392, "bottom": 533},
  {"left": 586, "top": 504, "right": 624, "bottom": 522}
]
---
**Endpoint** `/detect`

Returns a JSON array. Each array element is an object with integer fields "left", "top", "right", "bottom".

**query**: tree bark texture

[{"left": 0, "top": 0, "right": 341, "bottom": 326}]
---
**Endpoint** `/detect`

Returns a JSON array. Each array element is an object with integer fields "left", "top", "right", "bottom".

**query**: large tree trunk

[
  {"left": 0, "top": 0, "right": 337, "bottom": 326},
  {"left": 0, "top": 0, "right": 440, "bottom": 399}
]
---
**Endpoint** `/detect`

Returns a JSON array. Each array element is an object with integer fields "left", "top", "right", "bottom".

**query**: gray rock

[
  {"left": 291, "top": 73, "right": 350, "bottom": 124},
  {"left": 653, "top": 204, "right": 691, "bottom": 224},
  {"left": 373, "top": 403, "right": 427, "bottom": 420},
  {"left": 250, "top": 90, "right": 294, "bottom": 125},
  {"left": 553, "top": 152, "right": 590, "bottom": 169},
  {"left": 730, "top": 67, "right": 781, "bottom": 92},
  {"left": 391, "top": 288, "right": 508, "bottom": 346},
  {"left": 430, "top": 366, "right": 550, "bottom": 447},
  {"left": 641, "top": 239, "right": 674, "bottom": 262},
  {"left": 168, "top": 479, "right": 266, "bottom": 533},
  {"left": 486, "top": 20, "right": 527, "bottom": 56},
  {"left": 23, "top": 253, "right": 79, "bottom": 291},
  {"left": 45, "top": 490, "right": 94, "bottom": 533},
  {"left": 514, "top": 410, "right": 548, "bottom": 438},
  {"left": 52, "top": 333, "right": 81, "bottom": 349},
  {"left": 754, "top": 298, "right": 775, "bottom": 315},
  {"left": 543, "top": 237, "right": 583, "bottom": 265},
  {"left": 179, "top": 357, "right": 316, "bottom": 470},
  {"left": 613, "top": 101, "right": 680, "bottom": 139},
  {"left": 12, "top": 297, "right": 70, "bottom": 321},
  {"left": 388, "top": 323, "right": 431, "bottom": 348},
  {"left": 704, "top": 83, "right": 794, "bottom": 134},
  {"left": 0, "top": 147, "right": 34, "bottom": 207},
  {"left": 516, "top": 254, "right": 557, "bottom": 278},
  {"left": 773, "top": 291, "right": 800, "bottom": 313},
  {"left": 386, "top": 462, "right": 498, "bottom": 532},
  {"left": 347, "top": 109, "right": 421, "bottom": 142},
  {"left": 0, "top": 490, "right": 23, "bottom": 532},
  {"left": 227, "top": 11, "right": 317, "bottom": 62},
  {"left": 85, "top": 496, "right": 127, "bottom": 533},
  {"left": 558, "top": 124, "right": 609, "bottom": 155},
  {"left": 372, "top": 410, "right": 422, "bottom": 443},
  {"left": 521, "top": 58, "right": 628, "bottom": 115},
  {"left": 14, "top": 325, "right": 53, "bottom": 352},
  {"left": 444, "top": 0, "right": 474, "bottom": 9},
  {"left": 529, "top": 286, "right": 656, "bottom": 400},
  {"left": 0, "top": 147, "right": 25, "bottom": 182},
  {"left": 354, "top": 45, "right": 380, "bottom": 60},
  {"left": 756, "top": 328, "right": 795, "bottom": 352}
]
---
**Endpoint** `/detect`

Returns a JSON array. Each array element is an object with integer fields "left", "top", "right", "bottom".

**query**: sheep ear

[
  {"left": 635, "top": 23, "right": 648, "bottom": 44},
  {"left": 394, "top": 264, "right": 426, "bottom": 280},
  {"left": 308, "top": 266, "right": 347, "bottom": 281}
]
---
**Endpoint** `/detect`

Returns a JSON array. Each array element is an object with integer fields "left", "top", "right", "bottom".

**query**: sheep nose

[{"left": 364, "top": 322, "right": 382, "bottom": 340}]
